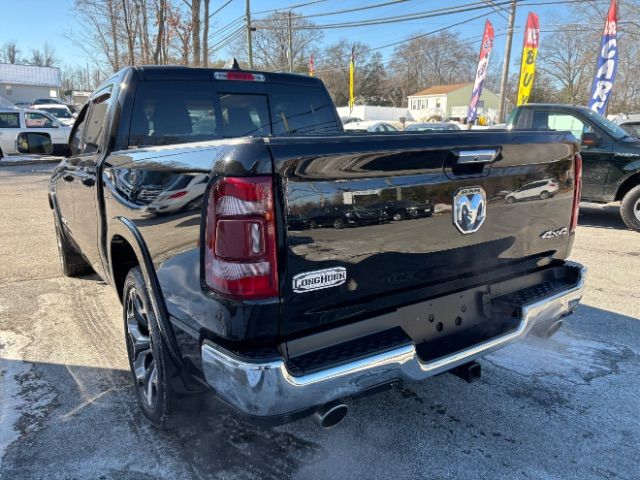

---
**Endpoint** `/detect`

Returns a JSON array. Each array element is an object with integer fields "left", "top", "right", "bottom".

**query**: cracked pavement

[{"left": 0, "top": 164, "right": 638, "bottom": 480}]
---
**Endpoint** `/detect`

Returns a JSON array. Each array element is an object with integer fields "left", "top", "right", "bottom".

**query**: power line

[
  {"left": 253, "top": 0, "right": 599, "bottom": 31},
  {"left": 254, "top": 0, "right": 515, "bottom": 30},
  {"left": 209, "top": 0, "right": 236, "bottom": 19},
  {"left": 208, "top": 16, "right": 245, "bottom": 41},
  {"left": 254, "top": 0, "right": 331, "bottom": 15},
  {"left": 255, "top": 0, "right": 413, "bottom": 21}
]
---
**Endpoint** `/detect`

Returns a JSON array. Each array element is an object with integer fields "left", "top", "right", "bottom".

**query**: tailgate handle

[{"left": 454, "top": 149, "right": 499, "bottom": 164}]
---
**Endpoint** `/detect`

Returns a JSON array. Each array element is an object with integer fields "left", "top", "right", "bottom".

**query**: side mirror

[
  {"left": 581, "top": 132, "right": 602, "bottom": 148},
  {"left": 16, "top": 132, "right": 53, "bottom": 155}
]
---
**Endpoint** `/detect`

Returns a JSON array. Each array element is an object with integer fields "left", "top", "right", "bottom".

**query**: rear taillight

[
  {"left": 570, "top": 153, "right": 583, "bottom": 232},
  {"left": 204, "top": 176, "right": 278, "bottom": 300},
  {"left": 168, "top": 190, "right": 187, "bottom": 199}
]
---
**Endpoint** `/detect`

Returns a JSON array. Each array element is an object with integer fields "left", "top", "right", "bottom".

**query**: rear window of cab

[{"left": 128, "top": 80, "right": 339, "bottom": 147}]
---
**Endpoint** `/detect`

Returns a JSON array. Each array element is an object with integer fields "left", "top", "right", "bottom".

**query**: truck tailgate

[{"left": 269, "top": 131, "right": 579, "bottom": 338}]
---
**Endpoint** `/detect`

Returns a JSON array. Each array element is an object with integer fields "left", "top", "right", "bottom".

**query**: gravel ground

[{"left": 0, "top": 164, "right": 638, "bottom": 480}]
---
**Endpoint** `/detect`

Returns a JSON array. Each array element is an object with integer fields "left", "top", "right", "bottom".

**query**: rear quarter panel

[{"left": 102, "top": 139, "right": 280, "bottom": 361}]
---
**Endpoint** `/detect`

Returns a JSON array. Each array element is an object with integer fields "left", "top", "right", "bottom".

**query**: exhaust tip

[
  {"left": 313, "top": 401, "right": 348, "bottom": 429},
  {"left": 545, "top": 319, "right": 563, "bottom": 338},
  {"left": 533, "top": 319, "right": 564, "bottom": 338}
]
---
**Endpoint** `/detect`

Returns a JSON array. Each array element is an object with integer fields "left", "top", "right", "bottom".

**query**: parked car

[
  {"left": 38, "top": 66, "right": 585, "bottom": 430},
  {"left": 32, "top": 97, "right": 79, "bottom": 114},
  {"left": 339, "top": 116, "right": 363, "bottom": 125},
  {"left": 31, "top": 104, "right": 76, "bottom": 126},
  {"left": 287, "top": 214, "right": 310, "bottom": 230},
  {"left": 369, "top": 199, "right": 434, "bottom": 221},
  {"left": 0, "top": 108, "right": 71, "bottom": 157},
  {"left": 505, "top": 179, "right": 560, "bottom": 203},
  {"left": 508, "top": 103, "right": 640, "bottom": 231},
  {"left": 142, "top": 173, "right": 209, "bottom": 215},
  {"left": 405, "top": 122, "right": 460, "bottom": 132},
  {"left": 343, "top": 120, "right": 398, "bottom": 132},
  {"left": 307, "top": 204, "right": 384, "bottom": 228}
]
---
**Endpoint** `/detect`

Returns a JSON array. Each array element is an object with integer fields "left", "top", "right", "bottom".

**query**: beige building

[{"left": 407, "top": 82, "right": 501, "bottom": 122}]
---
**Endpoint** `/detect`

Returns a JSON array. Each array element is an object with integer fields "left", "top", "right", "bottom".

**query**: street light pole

[
  {"left": 288, "top": 10, "right": 293, "bottom": 72},
  {"left": 498, "top": 0, "right": 517, "bottom": 122},
  {"left": 246, "top": 0, "right": 253, "bottom": 69}
]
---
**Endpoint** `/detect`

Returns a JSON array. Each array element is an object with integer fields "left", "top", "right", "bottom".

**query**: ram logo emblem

[{"left": 453, "top": 187, "right": 487, "bottom": 235}]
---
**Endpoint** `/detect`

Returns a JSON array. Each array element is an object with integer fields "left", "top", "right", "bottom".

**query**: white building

[
  {"left": 0, "top": 63, "right": 62, "bottom": 106},
  {"left": 336, "top": 105, "right": 413, "bottom": 123},
  {"left": 407, "top": 82, "right": 501, "bottom": 122}
]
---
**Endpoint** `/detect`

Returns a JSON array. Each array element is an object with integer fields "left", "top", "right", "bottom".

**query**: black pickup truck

[
  {"left": 508, "top": 104, "right": 640, "bottom": 231},
  {"left": 23, "top": 66, "right": 585, "bottom": 429}
]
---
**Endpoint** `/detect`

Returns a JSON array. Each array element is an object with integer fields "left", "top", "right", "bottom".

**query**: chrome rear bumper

[{"left": 201, "top": 262, "right": 586, "bottom": 417}]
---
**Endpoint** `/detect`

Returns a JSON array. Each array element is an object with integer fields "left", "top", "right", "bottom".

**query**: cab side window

[
  {"left": 547, "top": 114, "right": 592, "bottom": 141},
  {"left": 83, "top": 92, "right": 111, "bottom": 154},
  {"left": 69, "top": 106, "right": 89, "bottom": 157}
]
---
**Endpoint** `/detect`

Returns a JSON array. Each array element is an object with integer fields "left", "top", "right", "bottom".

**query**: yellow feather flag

[
  {"left": 349, "top": 45, "right": 355, "bottom": 112},
  {"left": 517, "top": 12, "right": 540, "bottom": 106}
]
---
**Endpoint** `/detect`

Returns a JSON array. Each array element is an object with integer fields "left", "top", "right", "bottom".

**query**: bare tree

[
  {"left": 0, "top": 42, "right": 21, "bottom": 64},
  {"left": 389, "top": 31, "right": 476, "bottom": 105},
  {"left": 29, "top": 43, "right": 58, "bottom": 67},
  {"left": 230, "top": 11, "right": 323, "bottom": 71},
  {"left": 202, "top": 0, "right": 209, "bottom": 66},
  {"left": 191, "top": 0, "right": 201, "bottom": 66}
]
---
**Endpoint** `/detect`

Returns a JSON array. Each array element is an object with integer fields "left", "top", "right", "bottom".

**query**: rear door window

[{"left": 0, "top": 112, "right": 19, "bottom": 128}]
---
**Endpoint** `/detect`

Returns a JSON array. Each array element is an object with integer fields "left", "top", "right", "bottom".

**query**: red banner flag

[{"left": 467, "top": 20, "right": 495, "bottom": 124}]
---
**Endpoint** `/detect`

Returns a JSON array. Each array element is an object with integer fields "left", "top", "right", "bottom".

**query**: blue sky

[{"left": 0, "top": 0, "right": 588, "bottom": 71}]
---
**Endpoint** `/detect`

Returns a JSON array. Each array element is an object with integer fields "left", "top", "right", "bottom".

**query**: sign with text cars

[
  {"left": 588, "top": 0, "right": 618, "bottom": 115},
  {"left": 467, "top": 20, "right": 495, "bottom": 124},
  {"left": 517, "top": 12, "right": 540, "bottom": 106}
]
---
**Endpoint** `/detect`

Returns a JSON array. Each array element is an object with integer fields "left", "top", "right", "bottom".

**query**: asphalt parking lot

[{"left": 1, "top": 163, "right": 639, "bottom": 480}]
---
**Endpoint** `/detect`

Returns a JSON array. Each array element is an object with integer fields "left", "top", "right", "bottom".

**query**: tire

[
  {"left": 333, "top": 218, "right": 345, "bottom": 229},
  {"left": 53, "top": 212, "right": 92, "bottom": 277},
  {"left": 506, "top": 196, "right": 516, "bottom": 204},
  {"left": 123, "top": 267, "right": 179, "bottom": 428},
  {"left": 392, "top": 212, "right": 405, "bottom": 221},
  {"left": 308, "top": 220, "right": 317, "bottom": 229},
  {"left": 540, "top": 190, "right": 550, "bottom": 200},
  {"left": 620, "top": 184, "right": 640, "bottom": 232}
]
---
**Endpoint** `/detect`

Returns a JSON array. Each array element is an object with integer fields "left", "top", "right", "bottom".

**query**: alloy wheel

[
  {"left": 634, "top": 198, "right": 640, "bottom": 222},
  {"left": 126, "top": 287, "right": 158, "bottom": 408}
]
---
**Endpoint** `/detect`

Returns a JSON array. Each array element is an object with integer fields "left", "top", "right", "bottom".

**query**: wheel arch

[
  {"left": 108, "top": 217, "right": 183, "bottom": 366},
  {"left": 615, "top": 172, "right": 640, "bottom": 202}
]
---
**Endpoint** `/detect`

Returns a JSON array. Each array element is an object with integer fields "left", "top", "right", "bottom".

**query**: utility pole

[
  {"left": 246, "top": 0, "right": 253, "bottom": 69},
  {"left": 498, "top": 0, "right": 517, "bottom": 123},
  {"left": 288, "top": 10, "right": 293, "bottom": 72}
]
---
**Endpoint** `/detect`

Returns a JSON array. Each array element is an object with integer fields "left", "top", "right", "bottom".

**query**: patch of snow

[{"left": 0, "top": 331, "right": 55, "bottom": 467}]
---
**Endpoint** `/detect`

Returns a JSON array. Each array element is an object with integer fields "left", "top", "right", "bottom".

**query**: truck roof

[
  {"left": 518, "top": 103, "right": 592, "bottom": 111},
  {"left": 104, "top": 65, "right": 321, "bottom": 87}
]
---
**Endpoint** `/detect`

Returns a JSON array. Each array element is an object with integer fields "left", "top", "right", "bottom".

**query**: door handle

[
  {"left": 62, "top": 174, "right": 74, "bottom": 182},
  {"left": 453, "top": 149, "right": 499, "bottom": 164},
  {"left": 81, "top": 177, "right": 95, "bottom": 187}
]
